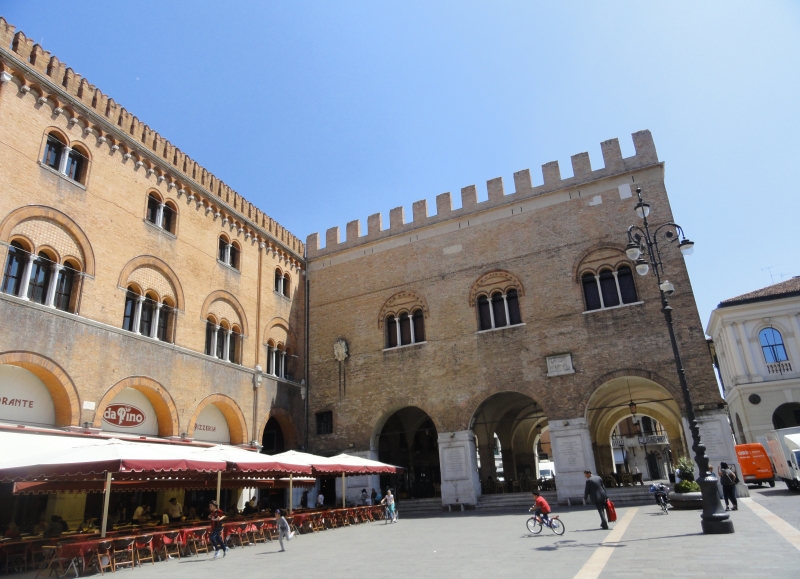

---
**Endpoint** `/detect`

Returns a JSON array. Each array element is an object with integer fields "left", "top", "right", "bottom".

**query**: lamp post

[{"left": 625, "top": 187, "right": 733, "bottom": 534}]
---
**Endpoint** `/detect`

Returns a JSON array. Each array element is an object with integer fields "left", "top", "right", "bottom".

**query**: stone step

[{"left": 396, "top": 498, "right": 442, "bottom": 514}]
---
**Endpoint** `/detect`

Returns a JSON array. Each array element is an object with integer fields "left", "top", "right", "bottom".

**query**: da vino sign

[{"left": 103, "top": 404, "right": 146, "bottom": 428}]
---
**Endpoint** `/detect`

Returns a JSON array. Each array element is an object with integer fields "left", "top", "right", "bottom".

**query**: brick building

[
  {"left": 0, "top": 18, "right": 306, "bottom": 524},
  {"left": 0, "top": 14, "right": 734, "bottom": 515}
]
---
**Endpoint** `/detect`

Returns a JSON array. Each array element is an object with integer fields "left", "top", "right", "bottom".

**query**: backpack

[{"left": 605, "top": 499, "right": 617, "bottom": 523}]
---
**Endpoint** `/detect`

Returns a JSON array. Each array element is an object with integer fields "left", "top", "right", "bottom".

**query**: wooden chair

[
  {"left": 160, "top": 531, "right": 182, "bottom": 561},
  {"left": 90, "top": 541, "right": 114, "bottom": 575},
  {"left": 433, "top": 484, "right": 441, "bottom": 497},
  {"left": 35, "top": 546, "right": 61, "bottom": 579},
  {"left": 4, "top": 543, "right": 29, "bottom": 574},
  {"left": 263, "top": 521, "right": 276, "bottom": 542},
  {"left": 494, "top": 481, "right": 505, "bottom": 494},
  {"left": 112, "top": 538, "right": 135, "bottom": 571},
  {"left": 512, "top": 480, "right": 521, "bottom": 493},
  {"left": 186, "top": 530, "right": 208, "bottom": 556},
  {"left": 251, "top": 521, "right": 267, "bottom": 544},
  {"left": 603, "top": 475, "right": 618, "bottom": 488},
  {"left": 134, "top": 535, "right": 155, "bottom": 566},
  {"left": 621, "top": 473, "right": 633, "bottom": 487},
  {"left": 227, "top": 523, "right": 249, "bottom": 547}
]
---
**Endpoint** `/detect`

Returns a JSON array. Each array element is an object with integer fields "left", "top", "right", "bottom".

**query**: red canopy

[
  {"left": 323, "top": 453, "right": 404, "bottom": 474},
  {"left": 190, "top": 445, "right": 313, "bottom": 475},
  {"left": 268, "top": 450, "right": 403, "bottom": 475},
  {"left": 0, "top": 438, "right": 226, "bottom": 481}
]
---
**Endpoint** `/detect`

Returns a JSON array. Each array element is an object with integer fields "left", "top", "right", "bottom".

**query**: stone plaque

[
  {"left": 699, "top": 420, "right": 726, "bottom": 460},
  {"left": 557, "top": 435, "right": 585, "bottom": 471},
  {"left": 443, "top": 447, "right": 468, "bottom": 480},
  {"left": 546, "top": 354, "right": 575, "bottom": 377}
]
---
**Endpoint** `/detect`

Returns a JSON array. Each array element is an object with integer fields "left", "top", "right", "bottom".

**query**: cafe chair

[
  {"left": 512, "top": 480, "right": 521, "bottom": 493},
  {"left": 227, "top": 523, "right": 248, "bottom": 548},
  {"left": 134, "top": 535, "right": 155, "bottom": 566},
  {"left": 35, "top": 546, "right": 60, "bottom": 579},
  {"left": 90, "top": 541, "right": 115, "bottom": 575},
  {"left": 160, "top": 532, "right": 182, "bottom": 561},
  {"left": 5, "top": 543, "right": 29, "bottom": 574},
  {"left": 251, "top": 521, "right": 267, "bottom": 544},
  {"left": 112, "top": 538, "right": 135, "bottom": 571},
  {"left": 494, "top": 481, "right": 505, "bottom": 494},
  {"left": 186, "top": 529, "right": 209, "bottom": 555},
  {"left": 434, "top": 484, "right": 441, "bottom": 497}
]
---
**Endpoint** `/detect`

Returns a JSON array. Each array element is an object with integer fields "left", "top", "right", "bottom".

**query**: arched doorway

[
  {"left": 374, "top": 407, "right": 439, "bottom": 499},
  {"left": 470, "top": 392, "right": 548, "bottom": 492},
  {"left": 773, "top": 403, "right": 800, "bottom": 429},
  {"left": 586, "top": 376, "right": 686, "bottom": 480},
  {"left": 261, "top": 417, "right": 285, "bottom": 455}
]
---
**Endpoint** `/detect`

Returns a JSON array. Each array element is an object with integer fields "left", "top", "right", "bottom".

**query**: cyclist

[
  {"left": 528, "top": 491, "right": 551, "bottom": 526},
  {"left": 650, "top": 482, "right": 669, "bottom": 508}
]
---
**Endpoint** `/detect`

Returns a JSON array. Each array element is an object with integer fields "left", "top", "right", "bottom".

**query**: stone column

[
  {"left": 210, "top": 324, "right": 219, "bottom": 357},
  {"left": 223, "top": 329, "right": 232, "bottom": 361},
  {"left": 155, "top": 204, "right": 165, "bottom": 228},
  {"left": 17, "top": 253, "right": 34, "bottom": 300},
  {"left": 44, "top": 263, "right": 62, "bottom": 307},
  {"left": 151, "top": 303, "right": 162, "bottom": 339},
  {"left": 548, "top": 418, "right": 597, "bottom": 504},
  {"left": 132, "top": 296, "right": 145, "bottom": 334},
  {"left": 437, "top": 430, "right": 482, "bottom": 507},
  {"left": 736, "top": 322, "right": 759, "bottom": 378},
  {"left": 58, "top": 147, "right": 72, "bottom": 174}
]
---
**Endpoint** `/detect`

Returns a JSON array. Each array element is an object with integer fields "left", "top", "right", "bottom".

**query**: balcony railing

[{"left": 767, "top": 361, "right": 793, "bottom": 375}]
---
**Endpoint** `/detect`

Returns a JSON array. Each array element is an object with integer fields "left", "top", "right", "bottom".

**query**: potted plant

[{"left": 668, "top": 456, "right": 703, "bottom": 509}]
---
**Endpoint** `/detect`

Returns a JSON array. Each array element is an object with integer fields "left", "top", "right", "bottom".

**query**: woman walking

[
  {"left": 718, "top": 462, "right": 738, "bottom": 511},
  {"left": 381, "top": 489, "right": 397, "bottom": 523},
  {"left": 276, "top": 509, "right": 291, "bottom": 552}
]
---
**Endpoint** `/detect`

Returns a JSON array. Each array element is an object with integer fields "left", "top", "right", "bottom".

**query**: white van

[
  {"left": 538, "top": 460, "right": 556, "bottom": 480},
  {"left": 762, "top": 427, "right": 800, "bottom": 491}
]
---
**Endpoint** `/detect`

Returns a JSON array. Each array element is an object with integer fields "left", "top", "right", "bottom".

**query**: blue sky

[{"left": 4, "top": 1, "right": 799, "bottom": 328}]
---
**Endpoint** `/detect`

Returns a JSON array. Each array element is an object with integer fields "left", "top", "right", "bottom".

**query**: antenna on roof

[{"left": 762, "top": 266, "right": 777, "bottom": 284}]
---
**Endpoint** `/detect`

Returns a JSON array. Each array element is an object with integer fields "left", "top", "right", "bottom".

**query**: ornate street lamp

[{"left": 626, "top": 187, "right": 733, "bottom": 534}]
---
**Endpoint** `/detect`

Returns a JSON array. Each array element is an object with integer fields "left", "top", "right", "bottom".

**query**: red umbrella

[{"left": 190, "top": 445, "right": 313, "bottom": 475}]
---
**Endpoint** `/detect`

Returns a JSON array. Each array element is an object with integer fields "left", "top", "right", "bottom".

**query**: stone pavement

[{"left": 18, "top": 498, "right": 800, "bottom": 579}]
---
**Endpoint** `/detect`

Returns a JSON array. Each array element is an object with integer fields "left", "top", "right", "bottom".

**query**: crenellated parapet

[
  {"left": 0, "top": 17, "right": 304, "bottom": 260},
  {"left": 306, "top": 131, "right": 659, "bottom": 259}
]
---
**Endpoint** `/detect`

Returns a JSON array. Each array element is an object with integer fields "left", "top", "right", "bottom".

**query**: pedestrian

[
  {"left": 381, "top": 489, "right": 397, "bottom": 523},
  {"left": 209, "top": 500, "right": 227, "bottom": 559},
  {"left": 718, "top": 462, "right": 738, "bottom": 511},
  {"left": 360, "top": 489, "right": 368, "bottom": 505},
  {"left": 300, "top": 490, "right": 308, "bottom": 509},
  {"left": 316, "top": 492, "right": 324, "bottom": 508},
  {"left": 275, "top": 509, "right": 291, "bottom": 552},
  {"left": 583, "top": 470, "right": 609, "bottom": 530},
  {"left": 167, "top": 497, "right": 183, "bottom": 522},
  {"left": 370, "top": 488, "right": 377, "bottom": 505}
]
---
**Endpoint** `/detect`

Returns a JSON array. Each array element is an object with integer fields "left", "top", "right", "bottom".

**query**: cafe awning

[
  {"left": 190, "top": 445, "right": 313, "bottom": 475},
  {"left": 325, "top": 453, "right": 404, "bottom": 475}
]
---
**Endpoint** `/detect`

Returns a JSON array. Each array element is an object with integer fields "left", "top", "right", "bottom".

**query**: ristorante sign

[{"left": 103, "top": 404, "right": 146, "bottom": 428}]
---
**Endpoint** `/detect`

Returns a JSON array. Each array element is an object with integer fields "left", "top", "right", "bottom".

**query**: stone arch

[
  {"left": 187, "top": 394, "right": 248, "bottom": 445},
  {"left": 583, "top": 368, "right": 682, "bottom": 414},
  {"left": 573, "top": 243, "right": 630, "bottom": 282},
  {"left": 0, "top": 351, "right": 80, "bottom": 427},
  {"left": 93, "top": 376, "right": 179, "bottom": 437},
  {"left": 260, "top": 406, "right": 299, "bottom": 450},
  {"left": 263, "top": 317, "right": 296, "bottom": 346},
  {"left": 469, "top": 270, "right": 525, "bottom": 307},
  {"left": 118, "top": 256, "right": 184, "bottom": 311},
  {"left": 378, "top": 290, "right": 429, "bottom": 329},
  {"left": 0, "top": 205, "right": 95, "bottom": 275},
  {"left": 201, "top": 290, "right": 249, "bottom": 336},
  {"left": 369, "top": 401, "right": 444, "bottom": 450}
]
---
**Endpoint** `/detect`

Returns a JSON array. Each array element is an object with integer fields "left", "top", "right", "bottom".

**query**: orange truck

[{"left": 735, "top": 443, "right": 775, "bottom": 487}]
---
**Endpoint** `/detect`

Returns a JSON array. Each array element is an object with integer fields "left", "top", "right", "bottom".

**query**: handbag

[{"left": 605, "top": 499, "right": 617, "bottom": 523}]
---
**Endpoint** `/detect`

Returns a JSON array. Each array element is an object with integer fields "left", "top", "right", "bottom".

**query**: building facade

[
  {"left": 707, "top": 277, "right": 800, "bottom": 446},
  {"left": 0, "top": 15, "right": 736, "bottom": 515},
  {"left": 0, "top": 18, "right": 307, "bottom": 523},
  {"left": 305, "top": 130, "right": 734, "bottom": 505}
]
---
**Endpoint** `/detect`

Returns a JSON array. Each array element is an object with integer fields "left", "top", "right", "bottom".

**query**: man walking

[
  {"left": 209, "top": 501, "right": 227, "bottom": 559},
  {"left": 583, "top": 470, "right": 609, "bottom": 530}
]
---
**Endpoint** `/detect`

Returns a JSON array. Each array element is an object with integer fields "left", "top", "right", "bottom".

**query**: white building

[{"left": 707, "top": 277, "right": 800, "bottom": 446}]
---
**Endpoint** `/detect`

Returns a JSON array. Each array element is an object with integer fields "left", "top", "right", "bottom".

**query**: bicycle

[
  {"left": 655, "top": 492, "right": 669, "bottom": 515},
  {"left": 526, "top": 513, "right": 565, "bottom": 536}
]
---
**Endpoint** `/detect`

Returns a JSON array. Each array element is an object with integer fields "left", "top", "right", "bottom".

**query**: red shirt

[
  {"left": 210, "top": 509, "right": 224, "bottom": 530},
  {"left": 534, "top": 496, "right": 551, "bottom": 514}
]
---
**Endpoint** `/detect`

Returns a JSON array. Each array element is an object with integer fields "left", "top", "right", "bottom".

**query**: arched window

[
  {"left": 582, "top": 265, "right": 639, "bottom": 312},
  {"left": 205, "top": 317, "right": 241, "bottom": 363},
  {"left": 385, "top": 309, "right": 425, "bottom": 348},
  {"left": 2, "top": 241, "right": 27, "bottom": 296},
  {"left": 54, "top": 261, "right": 77, "bottom": 312},
  {"left": 283, "top": 273, "right": 291, "bottom": 297},
  {"left": 42, "top": 133, "right": 65, "bottom": 170},
  {"left": 145, "top": 194, "right": 176, "bottom": 235},
  {"left": 266, "top": 340, "right": 276, "bottom": 374},
  {"left": 274, "top": 269, "right": 283, "bottom": 293},
  {"left": 477, "top": 289, "right": 524, "bottom": 331},
  {"left": 156, "top": 302, "right": 172, "bottom": 342},
  {"left": 228, "top": 325, "right": 241, "bottom": 365},
  {"left": 265, "top": 341, "right": 287, "bottom": 376},
  {"left": 760, "top": 327, "right": 788, "bottom": 364},
  {"left": 27, "top": 252, "right": 52, "bottom": 304},
  {"left": 205, "top": 317, "right": 216, "bottom": 355},
  {"left": 138, "top": 294, "right": 156, "bottom": 338},
  {"left": 65, "top": 146, "right": 88, "bottom": 183},
  {"left": 122, "top": 288, "right": 140, "bottom": 332},
  {"left": 217, "top": 237, "right": 240, "bottom": 271}
]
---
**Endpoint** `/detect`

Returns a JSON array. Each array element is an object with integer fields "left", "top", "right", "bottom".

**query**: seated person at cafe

[
  {"left": 132, "top": 504, "right": 150, "bottom": 523},
  {"left": 55, "top": 515, "right": 69, "bottom": 532},
  {"left": 243, "top": 498, "right": 257, "bottom": 515},
  {"left": 43, "top": 516, "right": 64, "bottom": 538},
  {"left": 227, "top": 505, "right": 240, "bottom": 517},
  {"left": 33, "top": 515, "right": 47, "bottom": 534},
  {"left": 360, "top": 489, "right": 368, "bottom": 505},
  {"left": 186, "top": 505, "right": 198, "bottom": 520},
  {"left": 76, "top": 518, "right": 97, "bottom": 532},
  {"left": 316, "top": 492, "right": 324, "bottom": 507},
  {"left": 3, "top": 521, "right": 20, "bottom": 539},
  {"left": 167, "top": 497, "right": 183, "bottom": 522}
]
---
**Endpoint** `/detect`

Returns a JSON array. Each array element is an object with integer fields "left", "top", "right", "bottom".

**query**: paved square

[{"left": 19, "top": 495, "right": 800, "bottom": 579}]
